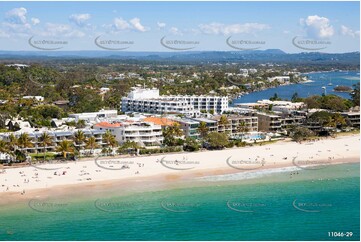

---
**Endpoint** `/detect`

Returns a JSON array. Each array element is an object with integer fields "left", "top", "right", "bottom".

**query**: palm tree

[
  {"left": 218, "top": 115, "right": 230, "bottom": 132},
  {"left": 38, "top": 132, "right": 53, "bottom": 161},
  {"left": 162, "top": 123, "right": 184, "bottom": 146},
  {"left": 0, "top": 139, "right": 16, "bottom": 164},
  {"left": 333, "top": 114, "right": 346, "bottom": 128},
  {"left": 73, "top": 130, "right": 86, "bottom": 151},
  {"left": 197, "top": 121, "right": 209, "bottom": 138},
  {"left": 237, "top": 121, "right": 249, "bottom": 137},
  {"left": 171, "top": 123, "right": 184, "bottom": 137},
  {"left": 0, "top": 140, "right": 10, "bottom": 158},
  {"left": 17, "top": 133, "right": 33, "bottom": 153},
  {"left": 219, "top": 115, "right": 229, "bottom": 125},
  {"left": 85, "top": 136, "right": 99, "bottom": 154},
  {"left": 8, "top": 133, "right": 18, "bottom": 152},
  {"left": 56, "top": 140, "right": 74, "bottom": 159},
  {"left": 103, "top": 130, "right": 118, "bottom": 155},
  {"left": 76, "top": 120, "right": 86, "bottom": 129},
  {"left": 117, "top": 141, "right": 140, "bottom": 155}
]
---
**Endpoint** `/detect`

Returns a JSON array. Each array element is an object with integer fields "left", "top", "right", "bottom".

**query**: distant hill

[{"left": 0, "top": 50, "right": 359, "bottom": 66}]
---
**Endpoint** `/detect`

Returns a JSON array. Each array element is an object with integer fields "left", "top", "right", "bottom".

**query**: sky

[{"left": 0, "top": 1, "right": 359, "bottom": 53}]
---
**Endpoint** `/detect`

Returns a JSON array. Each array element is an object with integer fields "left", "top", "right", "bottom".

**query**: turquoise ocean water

[{"left": 0, "top": 163, "right": 359, "bottom": 241}]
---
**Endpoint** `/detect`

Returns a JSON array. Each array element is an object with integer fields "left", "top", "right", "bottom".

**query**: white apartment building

[
  {"left": 267, "top": 76, "right": 290, "bottom": 83},
  {"left": 69, "top": 109, "right": 118, "bottom": 122},
  {"left": 93, "top": 121, "right": 163, "bottom": 147},
  {"left": 122, "top": 88, "right": 228, "bottom": 116},
  {"left": 257, "top": 100, "right": 305, "bottom": 114}
]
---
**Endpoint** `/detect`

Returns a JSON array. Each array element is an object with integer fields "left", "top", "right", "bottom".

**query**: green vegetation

[
  {"left": 205, "top": 132, "right": 229, "bottom": 149},
  {"left": 309, "top": 111, "right": 347, "bottom": 128},
  {"left": 55, "top": 140, "right": 74, "bottom": 159},
  {"left": 289, "top": 126, "right": 316, "bottom": 142},
  {"left": 351, "top": 83, "right": 360, "bottom": 107},
  {"left": 303, "top": 95, "right": 352, "bottom": 111},
  {"left": 30, "top": 152, "right": 57, "bottom": 161},
  {"left": 197, "top": 122, "right": 209, "bottom": 138},
  {"left": 117, "top": 141, "right": 140, "bottom": 155},
  {"left": 139, "top": 146, "right": 182, "bottom": 155},
  {"left": 334, "top": 85, "right": 352, "bottom": 92},
  {"left": 162, "top": 123, "right": 184, "bottom": 146},
  {"left": 183, "top": 137, "right": 200, "bottom": 152}
]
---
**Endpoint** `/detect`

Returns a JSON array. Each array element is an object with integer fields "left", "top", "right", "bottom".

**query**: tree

[
  {"left": 17, "top": 133, "right": 33, "bottom": 152},
  {"left": 163, "top": 123, "right": 183, "bottom": 146},
  {"left": 103, "top": 130, "right": 118, "bottom": 155},
  {"left": 56, "top": 140, "right": 74, "bottom": 159},
  {"left": 38, "top": 132, "right": 53, "bottom": 161},
  {"left": 270, "top": 93, "right": 281, "bottom": 101},
  {"left": 103, "top": 130, "right": 117, "bottom": 147},
  {"left": 76, "top": 120, "right": 86, "bottom": 129},
  {"left": 8, "top": 133, "right": 18, "bottom": 152},
  {"left": 205, "top": 132, "right": 229, "bottom": 149},
  {"left": 85, "top": 136, "right": 99, "bottom": 154},
  {"left": 309, "top": 111, "right": 334, "bottom": 127},
  {"left": 332, "top": 113, "right": 346, "bottom": 128},
  {"left": 351, "top": 83, "right": 360, "bottom": 107},
  {"left": 291, "top": 92, "right": 300, "bottom": 102},
  {"left": 237, "top": 121, "right": 249, "bottom": 137},
  {"left": 183, "top": 137, "right": 200, "bottom": 152},
  {"left": 290, "top": 126, "right": 315, "bottom": 142},
  {"left": 117, "top": 141, "right": 140, "bottom": 155},
  {"left": 304, "top": 96, "right": 321, "bottom": 109},
  {"left": 197, "top": 121, "right": 209, "bottom": 138},
  {"left": 304, "top": 95, "right": 350, "bottom": 112},
  {"left": 0, "top": 140, "right": 10, "bottom": 162},
  {"left": 73, "top": 130, "right": 86, "bottom": 151},
  {"left": 219, "top": 115, "right": 229, "bottom": 125},
  {"left": 0, "top": 113, "right": 10, "bottom": 129}
]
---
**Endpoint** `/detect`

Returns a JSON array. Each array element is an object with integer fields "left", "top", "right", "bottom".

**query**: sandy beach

[{"left": 0, "top": 134, "right": 359, "bottom": 204}]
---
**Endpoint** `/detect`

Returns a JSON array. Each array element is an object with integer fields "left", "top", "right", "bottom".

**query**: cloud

[
  {"left": 31, "top": 18, "right": 40, "bottom": 25},
  {"left": 112, "top": 17, "right": 148, "bottom": 32},
  {"left": 340, "top": 25, "right": 360, "bottom": 38},
  {"left": 5, "top": 7, "right": 27, "bottom": 24},
  {"left": 2, "top": 22, "right": 31, "bottom": 36},
  {"left": 157, "top": 22, "right": 166, "bottom": 29},
  {"left": 300, "top": 15, "right": 334, "bottom": 39},
  {"left": 169, "top": 27, "right": 182, "bottom": 35},
  {"left": 129, "top": 18, "right": 147, "bottom": 32},
  {"left": 0, "top": 29, "right": 10, "bottom": 38},
  {"left": 41, "top": 23, "right": 85, "bottom": 37},
  {"left": 198, "top": 22, "right": 269, "bottom": 35},
  {"left": 2, "top": 7, "right": 36, "bottom": 36},
  {"left": 69, "top": 13, "right": 91, "bottom": 27},
  {"left": 113, "top": 18, "right": 131, "bottom": 31}
]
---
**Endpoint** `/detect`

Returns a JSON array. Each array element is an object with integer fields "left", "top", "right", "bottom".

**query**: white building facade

[
  {"left": 122, "top": 88, "right": 228, "bottom": 116},
  {"left": 93, "top": 121, "right": 163, "bottom": 147}
]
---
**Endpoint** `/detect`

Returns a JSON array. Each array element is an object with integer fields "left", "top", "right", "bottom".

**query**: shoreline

[
  {"left": 0, "top": 159, "right": 358, "bottom": 208},
  {"left": 0, "top": 134, "right": 359, "bottom": 206}
]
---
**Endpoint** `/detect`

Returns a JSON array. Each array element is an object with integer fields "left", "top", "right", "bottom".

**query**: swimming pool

[{"left": 232, "top": 132, "right": 266, "bottom": 140}]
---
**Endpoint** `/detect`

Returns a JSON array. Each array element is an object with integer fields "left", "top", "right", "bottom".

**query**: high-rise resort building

[{"left": 121, "top": 88, "right": 228, "bottom": 117}]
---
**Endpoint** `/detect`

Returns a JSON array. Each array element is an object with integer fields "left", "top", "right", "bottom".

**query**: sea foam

[{"left": 197, "top": 166, "right": 302, "bottom": 182}]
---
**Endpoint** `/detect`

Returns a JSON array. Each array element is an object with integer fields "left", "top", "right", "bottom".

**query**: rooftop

[
  {"left": 143, "top": 117, "right": 175, "bottom": 126},
  {"left": 94, "top": 122, "right": 122, "bottom": 128}
]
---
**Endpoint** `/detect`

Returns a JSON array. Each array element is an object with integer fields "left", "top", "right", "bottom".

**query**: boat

[{"left": 328, "top": 83, "right": 333, "bottom": 86}]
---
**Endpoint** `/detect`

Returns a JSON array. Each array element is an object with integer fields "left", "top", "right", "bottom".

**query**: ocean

[
  {"left": 0, "top": 162, "right": 359, "bottom": 241},
  {"left": 233, "top": 71, "right": 360, "bottom": 104}
]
